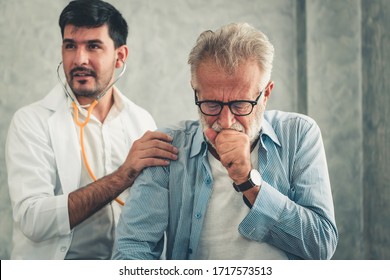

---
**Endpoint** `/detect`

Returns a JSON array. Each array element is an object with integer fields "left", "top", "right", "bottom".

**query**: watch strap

[{"left": 233, "top": 179, "right": 255, "bottom": 192}]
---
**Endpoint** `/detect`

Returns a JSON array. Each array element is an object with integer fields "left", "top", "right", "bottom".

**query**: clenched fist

[{"left": 205, "top": 128, "right": 252, "bottom": 184}]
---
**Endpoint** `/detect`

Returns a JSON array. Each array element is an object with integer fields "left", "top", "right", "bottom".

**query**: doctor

[{"left": 5, "top": 0, "right": 177, "bottom": 259}]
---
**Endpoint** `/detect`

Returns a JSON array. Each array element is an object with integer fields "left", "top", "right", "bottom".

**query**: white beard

[{"left": 199, "top": 104, "right": 264, "bottom": 148}]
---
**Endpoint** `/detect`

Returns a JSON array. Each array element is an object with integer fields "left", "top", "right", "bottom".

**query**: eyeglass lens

[{"left": 200, "top": 101, "right": 254, "bottom": 116}]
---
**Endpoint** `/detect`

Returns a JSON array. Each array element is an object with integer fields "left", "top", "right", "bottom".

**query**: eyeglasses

[{"left": 195, "top": 90, "right": 263, "bottom": 116}]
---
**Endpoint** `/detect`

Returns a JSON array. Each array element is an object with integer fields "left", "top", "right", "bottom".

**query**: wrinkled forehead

[{"left": 192, "top": 59, "right": 264, "bottom": 96}]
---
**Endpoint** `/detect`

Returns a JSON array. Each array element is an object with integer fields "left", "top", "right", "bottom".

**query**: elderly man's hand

[{"left": 205, "top": 128, "right": 252, "bottom": 184}]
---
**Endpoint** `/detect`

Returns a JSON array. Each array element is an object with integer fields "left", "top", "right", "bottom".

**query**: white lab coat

[{"left": 5, "top": 84, "right": 157, "bottom": 259}]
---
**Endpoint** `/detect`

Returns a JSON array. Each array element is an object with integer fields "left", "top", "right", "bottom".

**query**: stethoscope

[{"left": 57, "top": 61, "right": 127, "bottom": 206}]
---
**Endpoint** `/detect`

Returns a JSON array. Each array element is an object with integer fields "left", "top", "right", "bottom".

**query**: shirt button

[
  {"left": 60, "top": 246, "right": 67, "bottom": 252},
  {"left": 195, "top": 213, "right": 202, "bottom": 219},
  {"left": 188, "top": 248, "right": 193, "bottom": 254},
  {"left": 205, "top": 178, "right": 211, "bottom": 185}
]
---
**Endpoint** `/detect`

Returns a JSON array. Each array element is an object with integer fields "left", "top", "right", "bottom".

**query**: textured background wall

[
  {"left": 362, "top": 0, "right": 390, "bottom": 259},
  {"left": 0, "top": 0, "right": 389, "bottom": 259},
  {"left": 306, "top": 0, "right": 364, "bottom": 259}
]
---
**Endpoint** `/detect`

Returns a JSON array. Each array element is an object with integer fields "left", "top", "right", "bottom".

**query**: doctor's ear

[
  {"left": 115, "top": 45, "right": 129, "bottom": 68},
  {"left": 115, "top": 58, "right": 126, "bottom": 68}
]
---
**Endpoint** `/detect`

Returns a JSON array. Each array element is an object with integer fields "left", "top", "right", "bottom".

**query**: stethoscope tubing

[{"left": 56, "top": 62, "right": 127, "bottom": 206}]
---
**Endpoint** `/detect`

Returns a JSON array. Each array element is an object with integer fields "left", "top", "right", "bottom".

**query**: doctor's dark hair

[{"left": 59, "top": 0, "right": 128, "bottom": 48}]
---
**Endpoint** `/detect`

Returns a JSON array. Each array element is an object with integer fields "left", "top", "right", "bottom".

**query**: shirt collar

[
  {"left": 190, "top": 124, "right": 208, "bottom": 158},
  {"left": 260, "top": 117, "right": 281, "bottom": 147},
  {"left": 66, "top": 85, "right": 125, "bottom": 115}
]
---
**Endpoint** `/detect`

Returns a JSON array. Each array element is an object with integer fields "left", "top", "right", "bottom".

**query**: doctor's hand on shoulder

[
  {"left": 118, "top": 130, "right": 178, "bottom": 183},
  {"left": 68, "top": 130, "right": 177, "bottom": 228}
]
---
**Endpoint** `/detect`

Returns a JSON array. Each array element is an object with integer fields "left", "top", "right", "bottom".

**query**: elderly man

[{"left": 113, "top": 22, "right": 338, "bottom": 260}]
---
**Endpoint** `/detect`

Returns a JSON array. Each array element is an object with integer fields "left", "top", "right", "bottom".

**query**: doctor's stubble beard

[{"left": 67, "top": 66, "right": 115, "bottom": 99}]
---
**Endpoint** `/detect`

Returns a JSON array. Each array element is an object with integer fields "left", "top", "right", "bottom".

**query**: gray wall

[
  {"left": 362, "top": 0, "right": 390, "bottom": 259},
  {"left": 0, "top": 0, "right": 388, "bottom": 259}
]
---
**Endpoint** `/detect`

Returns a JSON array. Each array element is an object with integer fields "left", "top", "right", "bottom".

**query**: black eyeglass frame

[{"left": 194, "top": 90, "right": 263, "bottom": 116}]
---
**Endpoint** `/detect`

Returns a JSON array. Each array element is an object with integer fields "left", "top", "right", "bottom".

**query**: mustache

[
  {"left": 70, "top": 67, "right": 97, "bottom": 78},
  {"left": 211, "top": 121, "right": 244, "bottom": 133}
]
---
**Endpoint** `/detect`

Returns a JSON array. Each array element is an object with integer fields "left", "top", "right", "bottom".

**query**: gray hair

[{"left": 188, "top": 23, "right": 274, "bottom": 85}]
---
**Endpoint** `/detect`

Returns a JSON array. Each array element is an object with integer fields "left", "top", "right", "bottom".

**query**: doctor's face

[{"left": 61, "top": 24, "right": 125, "bottom": 102}]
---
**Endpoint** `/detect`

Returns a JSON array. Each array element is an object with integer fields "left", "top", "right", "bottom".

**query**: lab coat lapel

[{"left": 45, "top": 85, "right": 81, "bottom": 194}]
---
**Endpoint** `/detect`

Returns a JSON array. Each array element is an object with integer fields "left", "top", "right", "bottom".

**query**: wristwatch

[{"left": 233, "top": 169, "right": 262, "bottom": 192}]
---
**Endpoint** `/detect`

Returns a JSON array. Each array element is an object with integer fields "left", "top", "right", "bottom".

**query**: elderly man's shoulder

[
  {"left": 263, "top": 110, "right": 323, "bottom": 139},
  {"left": 264, "top": 110, "right": 318, "bottom": 127},
  {"left": 158, "top": 120, "right": 200, "bottom": 135}
]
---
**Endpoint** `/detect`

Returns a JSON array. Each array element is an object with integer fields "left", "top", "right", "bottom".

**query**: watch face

[{"left": 250, "top": 169, "right": 262, "bottom": 186}]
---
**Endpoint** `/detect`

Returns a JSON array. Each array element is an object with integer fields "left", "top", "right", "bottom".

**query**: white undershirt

[{"left": 195, "top": 143, "right": 288, "bottom": 260}]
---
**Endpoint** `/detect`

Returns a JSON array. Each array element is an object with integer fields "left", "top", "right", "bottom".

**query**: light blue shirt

[{"left": 113, "top": 110, "right": 338, "bottom": 260}]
